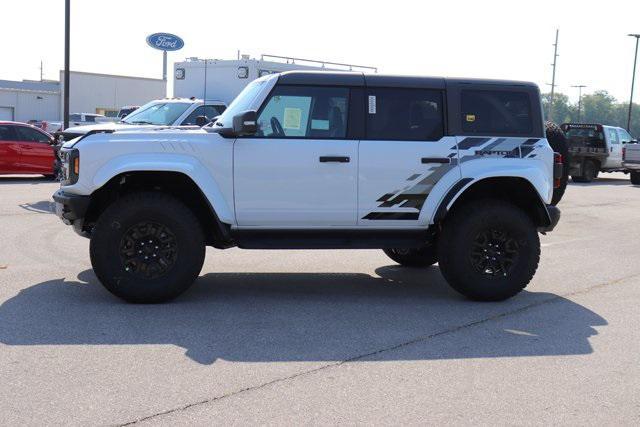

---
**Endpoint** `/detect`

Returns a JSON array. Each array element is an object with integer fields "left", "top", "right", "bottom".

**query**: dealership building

[{"left": 0, "top": 71, "right": 166, "bottom": 122}]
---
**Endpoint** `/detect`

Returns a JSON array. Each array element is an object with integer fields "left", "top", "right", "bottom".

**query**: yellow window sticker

[
  {"left": 466, "top": 114, "right": 476, "bottom": 123},
  {"left": 283, "top": 108, "right": 302, "bottom": 130}
]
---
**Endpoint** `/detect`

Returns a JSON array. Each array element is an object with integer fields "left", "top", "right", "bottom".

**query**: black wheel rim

[
  {"left": 469, "top": 228, "right": 519, "bottom": 277},
  {"left": 119, "top": 221, "right": 178, "bottom": 279}
]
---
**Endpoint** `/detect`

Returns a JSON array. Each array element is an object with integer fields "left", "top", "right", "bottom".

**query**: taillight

[{"left": 553, "top": 152, "right": 563, "bottom": 188}]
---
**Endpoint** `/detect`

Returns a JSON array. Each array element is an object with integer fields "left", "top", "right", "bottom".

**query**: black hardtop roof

[{"left": 276, "top": 70, "right": 539, "bottom": 89}]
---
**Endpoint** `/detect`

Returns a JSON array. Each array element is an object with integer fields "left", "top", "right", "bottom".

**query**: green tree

[{"left": 542, "top": 92, "right": 574, "bottom": 123}]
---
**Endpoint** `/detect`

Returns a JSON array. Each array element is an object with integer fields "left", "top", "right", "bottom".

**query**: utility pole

[
  {"left": 571, "top": 84, "right": 587, "bottom": 122},
  {"left": 63, "top": 0, "right": 71, "bottom": 130},
  {"left": 548, "top": 29, "right": 560, "bottom": 121},
  {"left": 627, "top": 34, "right": 640, "bottom": 131}
]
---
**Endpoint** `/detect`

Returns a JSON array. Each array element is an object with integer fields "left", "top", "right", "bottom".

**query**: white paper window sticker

[
  {"left": 283, "top": 108, "right": 302, "bottom": 130},
  {"left": 311, "top": 119, "right": 329, "bottom": 130},
  {"left": 368, "top": 95, "right": 376, "bottom": 114}
]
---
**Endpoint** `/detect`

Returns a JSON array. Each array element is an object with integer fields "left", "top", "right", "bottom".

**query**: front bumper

[
  {"left": 539, "top": 205, "right": 561, "bottom": 233},
  {"left": 53, "top": 190, "right": 90, "bottom": 235}
]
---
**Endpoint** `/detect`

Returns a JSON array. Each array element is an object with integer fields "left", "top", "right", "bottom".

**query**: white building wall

[
  {"left": 59, "top": 71, "right": 166, "bottom": 118},
  {"left": 0, "top": 88, "right": 60, "bottom": 122}
]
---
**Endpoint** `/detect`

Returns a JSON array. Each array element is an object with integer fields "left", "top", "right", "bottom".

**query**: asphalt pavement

[{"left": 0, "top": 174, "right": 639, "bottom": 425}]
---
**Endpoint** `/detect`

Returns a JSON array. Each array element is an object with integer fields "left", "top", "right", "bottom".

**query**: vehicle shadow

[
  {"left": 0, "top": 267, "right": 606, "bottom": 365},
  {"left": 19, "top": 200, "right": 55, "bottom": 214},
  {"left": 0, "top": 176, "right": 50, "bottom": 185},
  {"left": 568, "top": 177, "right": 632, "bottom": 187}
]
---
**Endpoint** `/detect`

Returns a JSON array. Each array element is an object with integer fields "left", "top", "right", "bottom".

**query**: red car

[{"left": 0, "top": 121, "right": 58, "bottom": 178}]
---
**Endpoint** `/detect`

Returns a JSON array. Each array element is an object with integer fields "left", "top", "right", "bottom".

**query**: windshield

[
  {"left": 122, "top": 102, "right": 192, "bottom": 125},
  {"left": 213, "top": 79, "right": 267, "bottom": 128}
]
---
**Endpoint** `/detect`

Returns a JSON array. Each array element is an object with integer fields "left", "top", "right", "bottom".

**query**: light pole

[
  {"left": 628, "top": 34, "right": 640, "bottom": 131},
  {"left": 63, "top": 0, "right": 70, "bottom": 130},
  {"left": 571, "top": 85, "right": 587, "bottom": 122}
]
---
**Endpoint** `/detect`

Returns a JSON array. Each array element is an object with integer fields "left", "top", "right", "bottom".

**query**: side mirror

[
  {"left": 195, "top": 115, "right": 209, "bottom": 127},
  {"left": 232, "top": 110, "right": 258, "bottom": 136}
]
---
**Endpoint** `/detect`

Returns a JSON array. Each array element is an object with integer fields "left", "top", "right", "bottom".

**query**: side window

[
  {"left": 0, "top": 125, "right": 16, "bottom": 141},
  {"left": 257, "top": 86, "right": 349, "bottom": 138},
  {"left": 608, "top": 128, "right": 620, "bottom": 144},
  {"left": 181, "top": 105, "right": 227, "bottom": 125},
  {"left": 15, "top": 126, "right": 50, "bottom": 143},
  {"left": 84, "top": 115, "right": 96, "bottom": 123},
  {"left": 461, "top": 90, "right": 532, "bottom": 135},
  {"left": 617, "top": 129, "right": 631, "bottom": 144},
  {"left": 69, "top": 114, "right": 82, "bottom": 122},
  {"left": 366, "top": 88, "right": 444, "bottom": 141}
]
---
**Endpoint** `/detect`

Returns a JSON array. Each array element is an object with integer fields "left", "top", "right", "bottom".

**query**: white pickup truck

[
  {"left": 623, "top": 142, "right": 640, "bottom": 184},
  {"left": 53, "top": 71, "right": 562, "bottom": 304},
  {"left": 56, "top": 99, "right": 226, "bottom": 141}
]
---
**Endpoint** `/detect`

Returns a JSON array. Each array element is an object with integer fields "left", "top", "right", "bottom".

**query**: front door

[
  {"left": 358, "top": 87, "right": 459, "bottom": 226},
  {"left": 234, "top": 85, "right": 357, "bottom": 227},
  {"left": 605, "top": 127, "right": 622, "bottom": 168}
]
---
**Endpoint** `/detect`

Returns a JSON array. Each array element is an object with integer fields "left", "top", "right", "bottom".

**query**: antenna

[
  {"left": 203, "top": 58, "right": 208, "bottom": 104},
  {"left": 548, "top": 29, "right": 559, "bottom": 121}
]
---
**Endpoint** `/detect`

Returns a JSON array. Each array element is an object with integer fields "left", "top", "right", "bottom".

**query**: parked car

[
  {"left": 54, "top": 71, "right": 562, "bottom": 304},
  {"left": 0, "top": 121, "right": 59, "bottom": 178},
  {"left": 622, "top": 140, "right": 640, "bottom": 185},
  {"left": 56, "top": 99, "right": 227, "bottom": 141},
  {"left": 561, "top": 123, "right": 636, "bottom": 182},
  {"left": 117, "top": 106, "right": 140, "bottom": 119}
]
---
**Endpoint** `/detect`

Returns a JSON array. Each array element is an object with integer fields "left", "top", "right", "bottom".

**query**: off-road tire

[
  {"left": 438, "top": 200, "right": 540, "bottom": 301},
  {"left": 383, "top": 245, "right": 438, "bottom": 267},
  {"left": 631, "top": 171, "right": 640, "bottom": 185},
  {"left": 545, "top": 121, "right": 569, "bottom": 205},
  {"left": 89, "top": 192, "right": 206, "bottom": 303}
]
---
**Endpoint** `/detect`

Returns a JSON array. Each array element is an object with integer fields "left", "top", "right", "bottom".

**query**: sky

[{"left": 2, "top": 0, "right": 640, "bottom": 103}]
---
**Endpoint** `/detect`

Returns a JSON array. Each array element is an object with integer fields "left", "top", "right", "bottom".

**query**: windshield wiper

[{"left": 128, "top": 120, "right": 154, "bottom": 125}]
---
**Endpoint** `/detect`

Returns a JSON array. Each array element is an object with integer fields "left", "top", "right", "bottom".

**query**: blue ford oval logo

[{"left": 146, "top": 33, "right": 184, "bottom": 51}]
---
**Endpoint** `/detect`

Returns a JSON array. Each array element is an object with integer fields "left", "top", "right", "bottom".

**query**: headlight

[{"left": 60, "top": 149, "right": 80, "bottom": 185}]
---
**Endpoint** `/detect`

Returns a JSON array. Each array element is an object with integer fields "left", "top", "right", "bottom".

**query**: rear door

[
  {"left": 13, "top": 126, "right": 54, "bottom": 174},
  {"left": 358, "top": 82, "right": 459, "bottom": 226},
  {"left": 604, "top": 127, "right": 622, "bottom": 168},
  {"left": 0, "top": 124, "right": 21, "bottom": 173},
  {"left": 234, "top": 84, "right": 358, "bottom": 226}
]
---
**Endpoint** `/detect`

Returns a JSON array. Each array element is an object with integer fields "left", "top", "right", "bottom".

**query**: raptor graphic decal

[{"left": 362, "top": 137, "right": 547, "bottom": 220}]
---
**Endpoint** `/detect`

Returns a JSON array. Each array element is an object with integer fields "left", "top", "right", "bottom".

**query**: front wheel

[
  {"left": 383, "top": 245, "right": 438, "bottom": 267},
  {"left": 631, "top": 171, "right": 640, "bottom": 185},
  {"left": 89, "top": 192, "right": 206, "bottom": 303},
  {"left": 438, "top": 200, "right": 540, "bottom": 301}
]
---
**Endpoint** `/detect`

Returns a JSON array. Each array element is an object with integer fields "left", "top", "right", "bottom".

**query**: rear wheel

[
  {"left": 631, "top": 171, "right": 640, "bottom": 185},
  {"left": 383, "top": 245, "right": 438, "bottom": 267},
  {"left": 90, "top": 192, "right": 205, "bottom": 303},
  {"left": 438, "top": 200, "right": 540, "bottom": 301}
]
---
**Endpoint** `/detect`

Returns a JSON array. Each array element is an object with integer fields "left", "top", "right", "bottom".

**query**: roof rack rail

[{"left": 260, "top": 54, "right": 377, "bottom": 73}]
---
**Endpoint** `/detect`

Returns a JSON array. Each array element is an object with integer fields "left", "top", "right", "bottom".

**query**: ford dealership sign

[{"left": 146, "top": 33, "right": 184, "bottom": 51}]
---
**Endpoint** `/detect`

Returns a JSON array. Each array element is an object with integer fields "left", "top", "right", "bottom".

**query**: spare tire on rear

[{"left": 545, "top": 121, "right": 569, "bottom": 205}]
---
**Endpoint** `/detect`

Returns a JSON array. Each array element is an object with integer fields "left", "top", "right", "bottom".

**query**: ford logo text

[{"left": 146, "top": 33, "right": 185, "bottom": 51}]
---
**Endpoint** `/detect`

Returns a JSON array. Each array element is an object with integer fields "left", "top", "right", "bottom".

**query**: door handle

[
  {"left": 421, "top": 157, "right": 451, "bottom": 164},
  {"left": 319, "top": 156, "right": 350, "bottom": 163}
]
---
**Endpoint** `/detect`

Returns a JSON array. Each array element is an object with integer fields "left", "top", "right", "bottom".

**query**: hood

[{"left": 62, "top": 122, "right": 157, "bottom": 135}]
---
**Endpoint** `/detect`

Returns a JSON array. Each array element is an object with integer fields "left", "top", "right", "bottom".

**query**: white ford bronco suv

[{"left": 53, "top": 71, "right": 562, "bottom": 303}]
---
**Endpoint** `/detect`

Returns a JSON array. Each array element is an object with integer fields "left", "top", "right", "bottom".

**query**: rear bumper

[
  {"left": 52, "top": 190, "right": 90, "bottom": 236},
  {"left": 622, "top": 160, "right": 640, "bottom": 170},
  {"left": 539, "top": 205, "right": 561, "bottom": 233}
]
